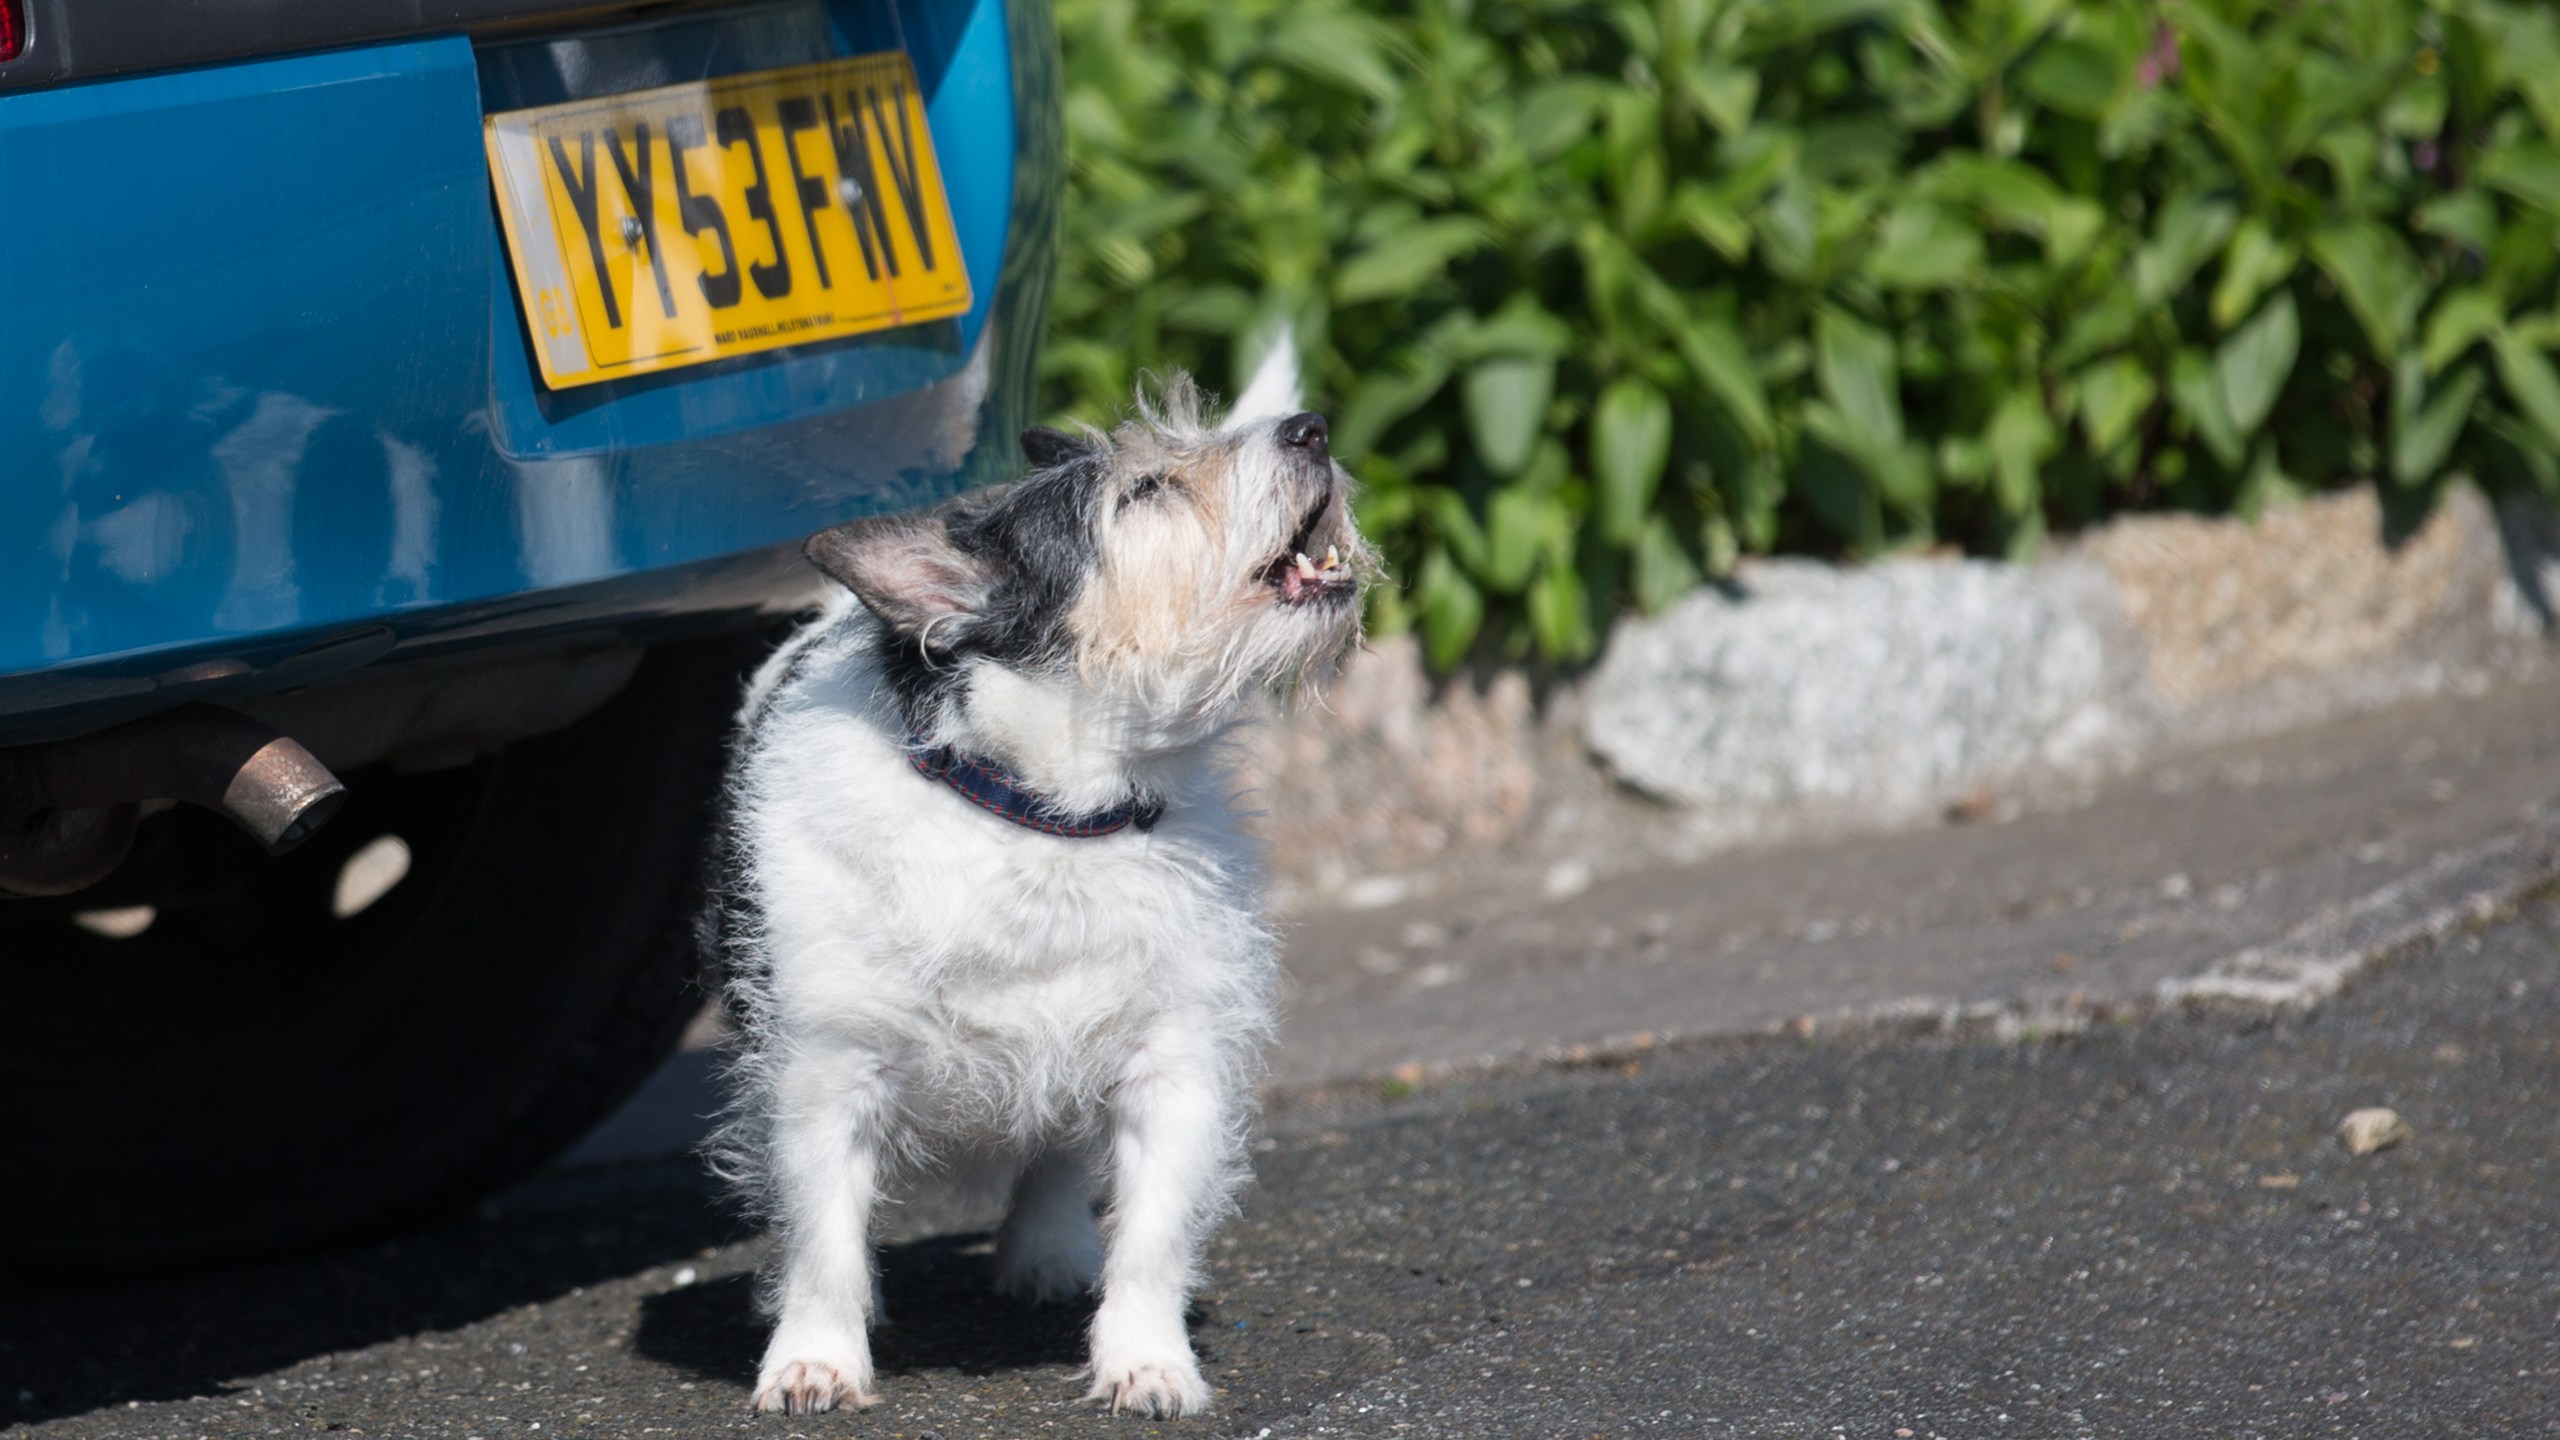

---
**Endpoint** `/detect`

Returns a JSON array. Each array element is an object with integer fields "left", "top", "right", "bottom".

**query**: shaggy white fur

[{"left": 706, "top": 367, "right": 1369, "bottom": 1417}]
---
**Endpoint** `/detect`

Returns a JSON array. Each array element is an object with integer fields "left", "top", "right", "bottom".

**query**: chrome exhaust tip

[{"left": 214, "top": 732, "right": 348, "bottom": 854}]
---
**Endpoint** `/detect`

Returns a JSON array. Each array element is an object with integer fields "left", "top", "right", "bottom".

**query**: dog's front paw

[
  {"left": 752, "top": 1358, "right": 878, "bottom": 1414},
  {"left": 1085, "top": 1355, "right": 1211, "bottom": 1417}
]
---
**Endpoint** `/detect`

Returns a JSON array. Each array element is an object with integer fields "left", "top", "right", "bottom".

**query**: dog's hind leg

[
  {"left": 1084, "top": 1028, "right": 1231, "bottom": 1417},
  {"left": 994, "top": 1146, "right": 1102, "bottom": 1303},
  {"left": 752, "top": 1050, "right": 892, "bottom": 1414}
]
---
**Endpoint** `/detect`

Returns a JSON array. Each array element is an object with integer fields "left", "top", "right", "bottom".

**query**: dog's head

[{"left": 806, "top": 373, "right": 1374, "bottom": 740}]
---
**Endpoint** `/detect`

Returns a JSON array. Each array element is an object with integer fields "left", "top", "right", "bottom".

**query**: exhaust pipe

[{"left": 0, "top": 705, "right": 346, "bottom": 896}]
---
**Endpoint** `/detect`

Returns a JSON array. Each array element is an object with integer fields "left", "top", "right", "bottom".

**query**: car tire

[{"left": 0, "top": 640, "right": 747, "bottom": 1271}]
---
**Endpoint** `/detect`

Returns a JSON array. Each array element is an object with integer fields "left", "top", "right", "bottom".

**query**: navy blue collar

[{"left": 904, "top": 729, "right": 1162, "bottom": 839}]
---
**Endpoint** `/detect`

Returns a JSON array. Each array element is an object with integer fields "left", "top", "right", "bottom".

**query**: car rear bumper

[{"left": 0, "top": 0, "right": 1058, "bottom": 745}]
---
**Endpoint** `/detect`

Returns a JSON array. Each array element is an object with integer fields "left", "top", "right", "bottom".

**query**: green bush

[{"left": 1044, "top": 0, "right": 2560, "bottom": 668}]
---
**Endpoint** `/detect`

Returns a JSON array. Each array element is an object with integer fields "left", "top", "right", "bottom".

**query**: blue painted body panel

[{"left": 0, "top": 0, "right": 1048, "bottom": 744}]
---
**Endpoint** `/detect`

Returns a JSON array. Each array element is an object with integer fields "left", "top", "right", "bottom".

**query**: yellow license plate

[{"left": 483, "top": 53, "right": 972, "bottom": 391}]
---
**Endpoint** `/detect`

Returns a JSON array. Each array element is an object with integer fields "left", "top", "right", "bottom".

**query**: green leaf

[
  {"left": 1632, "top": 514, "right": 1702, "bottom": 612},
  {"left": 2098, "top": 88, "right": 2175, "bottom": 160},
  {"left": 1332, "top": 218, "right": 1489, "bottom": 305},
  {"left": 2209, "top": 219, "right": 2299, "bottom": 332},
  {"left": 1425, "top": 488, "right": 1491, "bottom": 577},
  {"left": 1591, "top": 378, "right": 1673, "bottom": 546},
  {"left": 2414, "top": 191, "right": 2499, "bottom": 253},
  {"left": 2291, "top": 54, "right": 2402, "bottom": 157},
  {"left": 1160, "top": 284, "right": 1255, "bottom": 333},
  {"left": 1801, "top": 402, "right": 1930, "bottom": 515},
  {"left": 2474, "top": 5, "right": 2560, "bottom": 137},
  {"left": 1814, "top": 309, "right": 1903, "bottom": 455},
  {"left": 1516, "top": 78, "right": 1611, "bottom": 160},
  {"left": 1455, "top": 296, "right": 1573, "bottom": 362},
  {"left": 2310, "top": 128, "right": 2380, "bottom": 215},
  {"left": 1338, "top": 359, "right": 1453, "bottom": 461},
  {"left": 2478, "top": 143, "right": 2560, "bottom": 215},
  {"left": 2075, "top": 356, "right": 2157, "bottom": 453},
  {"left": 1463, "top": 355, "right": 1554, "bottom": 476},
  {"left": 2216, "top": 293, "right": 2301, "bottom": 436},
  {"left": 1527, "top": 557, "right": 1595, "bottom": 661},
  {"left": 2134, "top": 196, "right": 2239, "bottom": 307},
  {"left": 2308, "top": 223, "right": 2423, "bottom": 356},
  {"left": 1867, "top": 202, "right": 1985, "bottom": 290},
  {"left": 1676, "top": 315, "right": 1774, "bottom": 447},
  {"left": 2053, "top": 287, "right": 2144, "bottom": 371},
  {"left": 1984, "top": 388, "right": 2055, "bottom": 519},
  {"left": 1415, "top": 548, "right": 1483, "bottom": 671},
  {"left": 2391, "top": 357, "right": 2486, "bottom": 486},
  {"left": 1938, "top": 433, "right": 1989, "bottom": 488},
  {"left": 1807, "top": 311, "right": 1927, "bottom": 515},
  {"left": 2514, "top": 309, "right": 2560, "bottom": 350},
  {"left": 2037, "top": 198, "right": 2106, "bottom": 269},
  {"left": 1753, "top": 175, "right": 1818, "bottom": 281},
  {"left": 1266, "top": 12, "right": 1401, "bottom": 103},
  {"left": 1726, "top": 449, "right": 1784, "bottom": 551},
  {"left": 2018, "top": 37, "right": 2121, "bottom": 119},
  {"left": 1482, "top": 487, "right": 1550, "bottom": 593},
  {"left": 1795, "top": 425, "right": 1882, "bottom": 551},
  {"left": 2483, "top": 411, "right": 2560, "bottom": 498},
  {"left": 2169, "top": 349, "right": 2246, "bottom": 467},
  {"left": 2422, "top": 288, "right": 2507, "bottom": 375},
  {"left": 1914, "top": 152, "right": 2096, "bottom": 260},
  {"left": 1685, "top": 62, "right": 1760, "bottom": 137},
  {"left": 1701, "top": 124, "right": 1796, "bottom": 210},
  {"left": 1675, "top": 183, "right": 1753, "bottom": 261},
  {"left": 2491, "top": 327, "right": 2560, "bottom": 452}
]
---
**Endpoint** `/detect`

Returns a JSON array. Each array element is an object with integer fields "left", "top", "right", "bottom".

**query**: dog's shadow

[{"left": 635, "top": 1231, "right": 1094, "bottom": 1381}]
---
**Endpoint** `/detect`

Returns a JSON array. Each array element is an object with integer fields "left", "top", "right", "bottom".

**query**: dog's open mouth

[{"left": 1263, "top": 495, "right": 1358, "bottom": 606}]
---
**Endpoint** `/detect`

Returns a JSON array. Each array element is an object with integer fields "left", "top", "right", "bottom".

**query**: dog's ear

[
  {"left": 1226, "top": 324, "right": 1301, "bottom": 426},
  {"left": 804, "top": 513, "right": 993, "bottom": 642},
  {"left": 1019, "top": 426, "right": 1091, "bottom": 469}
]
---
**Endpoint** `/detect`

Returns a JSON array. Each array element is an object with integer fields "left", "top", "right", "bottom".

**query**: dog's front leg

[
  {"left": 754, "top": 1052, "right": 891, "bottom": 1413},
  {"left": 1086, "top": 1031, "right": 1232, "bottom": 1417}
]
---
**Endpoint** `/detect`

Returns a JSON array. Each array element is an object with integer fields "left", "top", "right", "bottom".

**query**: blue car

[{"left": 0, "top": 0, "right": 1060, "bottom": 1266}]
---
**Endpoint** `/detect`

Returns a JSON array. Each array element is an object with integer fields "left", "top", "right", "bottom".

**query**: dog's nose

[{"left": 1277, "top": 411, "right": 1329, "bottom": 457}]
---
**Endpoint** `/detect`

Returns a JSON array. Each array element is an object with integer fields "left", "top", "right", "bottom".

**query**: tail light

[{"left": 0, "top": 0, "right": 22, "bottom": 63}]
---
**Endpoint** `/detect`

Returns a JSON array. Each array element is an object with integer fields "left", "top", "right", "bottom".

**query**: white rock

[
  {"left": 1542, "top": 860, "right": 1593, "bottom": 899},
  {"left": 1583, "top": 556, "right": 2112, "bottom": 810},
  {"left": 2337, "top": 1107, "right": 2414, "bottom": 1156}
]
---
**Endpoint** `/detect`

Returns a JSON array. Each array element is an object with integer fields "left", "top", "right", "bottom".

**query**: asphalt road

[{"left": 10, "top": 887, "right": 2560, "bottom": 1437}]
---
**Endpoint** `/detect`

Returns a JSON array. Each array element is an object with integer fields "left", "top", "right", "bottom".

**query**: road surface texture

[{"left": 9, "top": 873, "right": 2560, "bottom": 1436}]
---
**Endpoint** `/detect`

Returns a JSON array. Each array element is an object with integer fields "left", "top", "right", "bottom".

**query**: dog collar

[{"left": 904, "top": 731, "right": 1163, "bottom": 839}]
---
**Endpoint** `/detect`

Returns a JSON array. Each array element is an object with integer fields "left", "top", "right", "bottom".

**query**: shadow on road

[
  {"left": 633, "top": 1232, "right": 1096, "bottom": 1384},
  {"left": 0, "top": 1161, "right": 739, "bottom": 1426},
  {"left": 9, "top": 1161, "right": 1120, "bottom": 1430}
]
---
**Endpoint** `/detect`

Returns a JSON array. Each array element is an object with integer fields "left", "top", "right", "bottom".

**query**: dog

[{"left": 703, "top": 350, "right": 1371, "bottom": 1417}]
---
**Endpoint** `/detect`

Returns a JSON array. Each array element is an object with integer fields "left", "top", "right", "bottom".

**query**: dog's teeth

[
  {"left": 1325, "top": 544, "right": 1341, "bottom": 570},
  {"left": 1295, "top": 552, "right": 1318, "bottom": 578}
]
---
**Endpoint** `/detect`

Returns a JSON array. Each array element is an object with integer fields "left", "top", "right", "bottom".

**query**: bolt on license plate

[{"left": 483, "top": 51, "right": 971, "bottom": 391}]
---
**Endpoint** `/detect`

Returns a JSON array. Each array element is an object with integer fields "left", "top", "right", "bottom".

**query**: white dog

[{"left": 703, "top": 352, "right": 1369, "bottom": 1417}]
